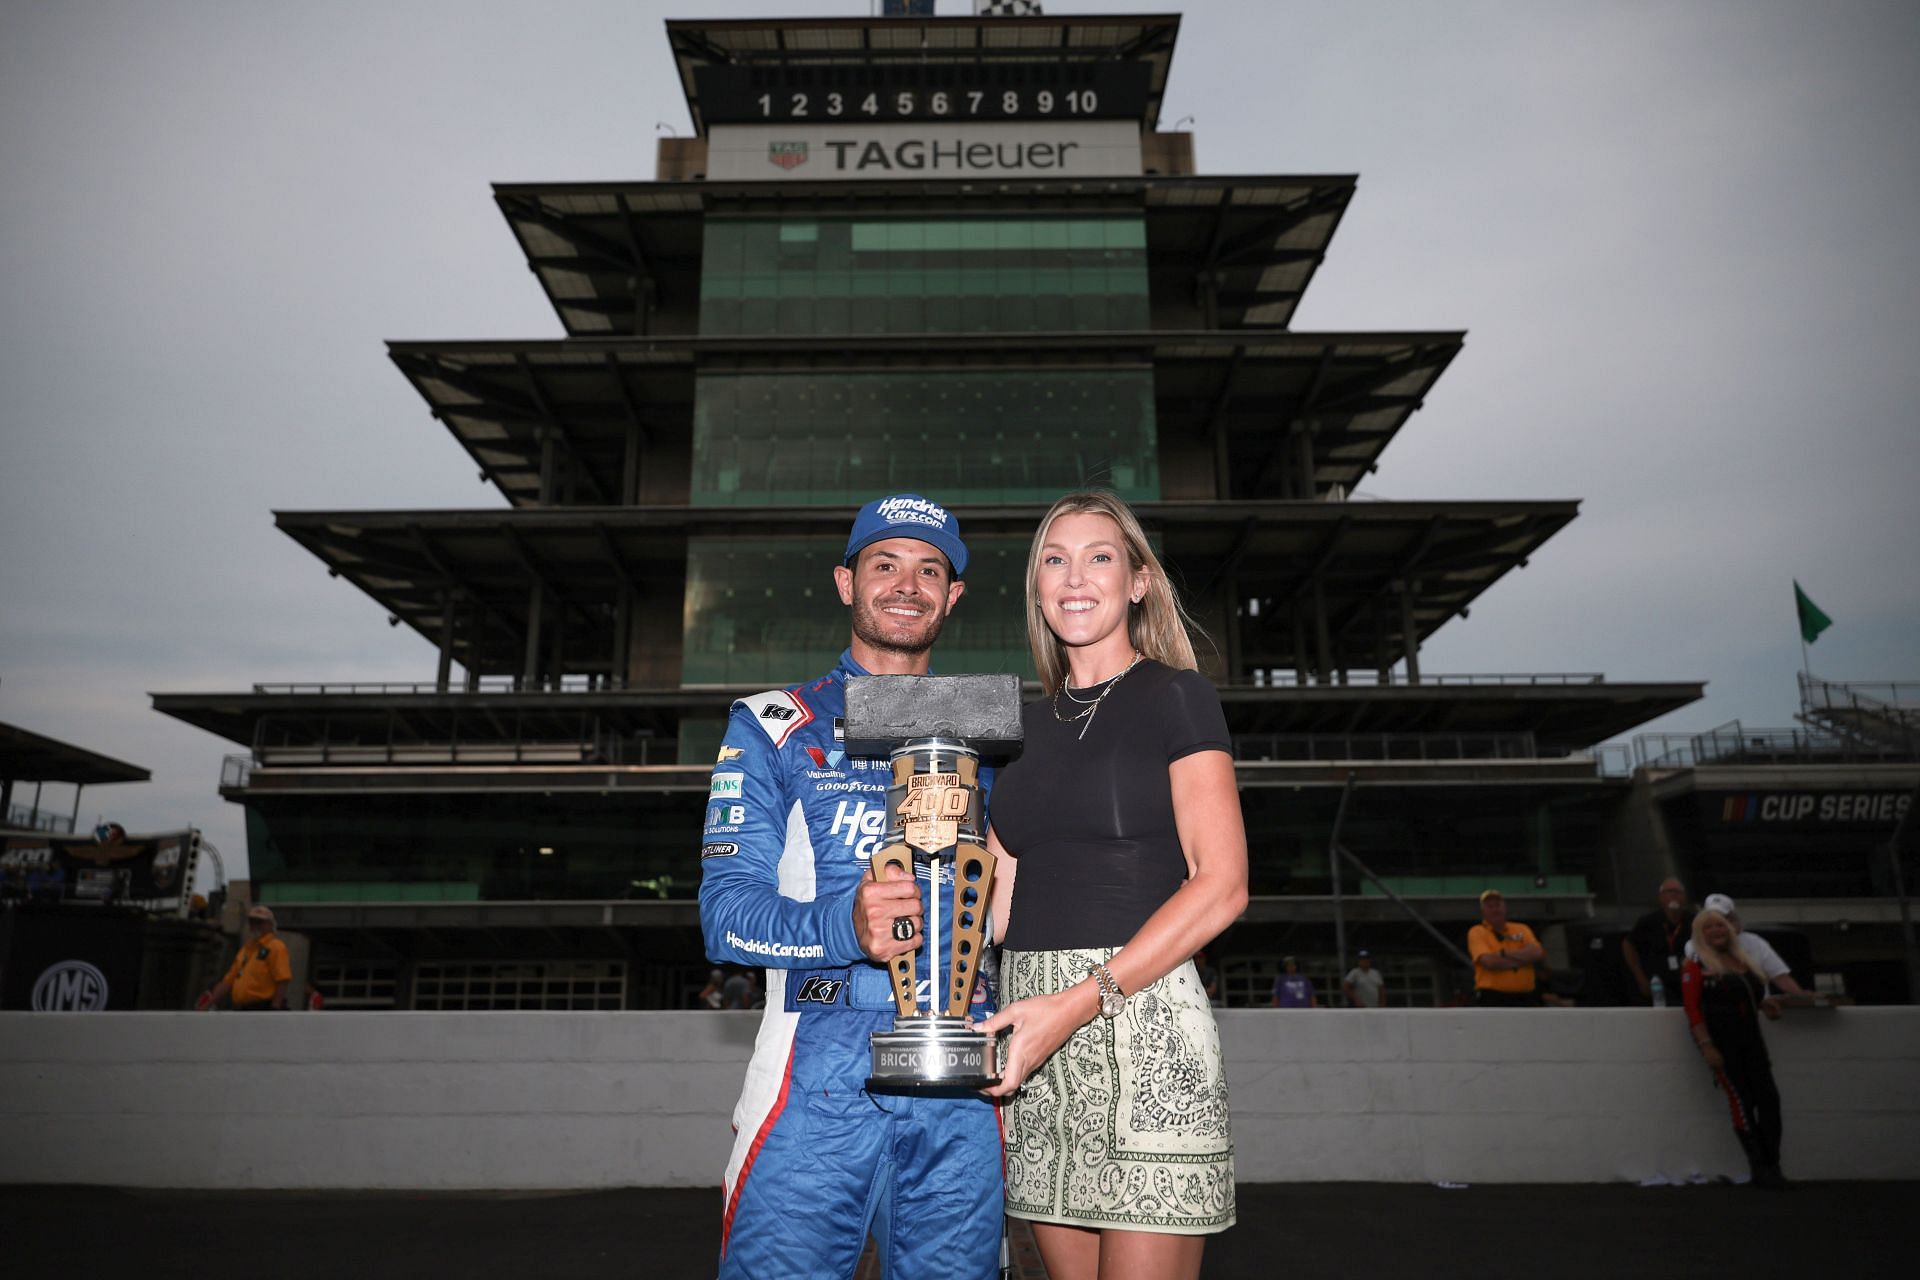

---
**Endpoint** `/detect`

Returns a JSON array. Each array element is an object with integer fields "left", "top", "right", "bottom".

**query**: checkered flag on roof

[{"left": 975, "top": 0, "right": 1044, "bottom": 15}]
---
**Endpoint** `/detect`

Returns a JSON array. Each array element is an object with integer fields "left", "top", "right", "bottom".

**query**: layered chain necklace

[{"left": 1051, "top": 651, "right": 1145, "bottom": 741}]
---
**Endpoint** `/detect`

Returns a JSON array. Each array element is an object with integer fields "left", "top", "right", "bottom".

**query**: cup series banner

[
  {"left": 1703, "top": 790, "right": 1913, "bottom": 830},
  {"left": 706, "top": 120, "right": 1142, "bottom": 182}
]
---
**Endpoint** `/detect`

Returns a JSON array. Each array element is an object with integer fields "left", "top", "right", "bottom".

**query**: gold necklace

[{"left": 1051, "top": 652, "right": 1144, "bottom": 740}]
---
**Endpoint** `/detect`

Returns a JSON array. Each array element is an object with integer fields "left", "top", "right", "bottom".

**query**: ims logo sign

[{"left": 31, "top": 960, "right": 111, "bottom": 1012}]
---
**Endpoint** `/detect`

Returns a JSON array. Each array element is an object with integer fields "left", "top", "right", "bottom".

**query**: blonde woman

[
  {"left": 1680, "top": 908, "right": 1789, "bottom": 1189},
  {"left": 978, "top": 491, "right": 1248, "bottom": 1280}
]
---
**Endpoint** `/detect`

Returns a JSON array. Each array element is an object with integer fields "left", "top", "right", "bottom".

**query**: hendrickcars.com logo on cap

[
  {"left": 844, "top": 493, "right": 968, "bottom": 577},
  {"left": 874, "top": 495, "right": 949, "bottom": 529}
]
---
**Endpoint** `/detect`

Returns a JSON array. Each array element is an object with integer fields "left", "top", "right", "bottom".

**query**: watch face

[{"left": 1101, "top": 991, "right": 1126, "bottom": 1019}]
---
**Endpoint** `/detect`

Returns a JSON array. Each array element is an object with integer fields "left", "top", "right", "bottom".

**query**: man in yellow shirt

[
  {"left": 1467, "top": 889, "right": 1544, "bottom": 1007},
  {"left": 201, "top": 905, "right": 292, "bottom": 1011}
]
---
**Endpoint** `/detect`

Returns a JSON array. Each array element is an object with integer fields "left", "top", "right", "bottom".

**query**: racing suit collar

[{"left": 833, "top": 648, "right": 935, "bottom": 680}]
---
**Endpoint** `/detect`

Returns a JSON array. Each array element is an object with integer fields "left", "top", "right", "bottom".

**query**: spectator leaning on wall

[
  {"left": 1343, "top": 950, "right": 1386, "bottom": 1008},
  {"left": 1623, "top": 877, "right": 1695, "bottom": 1004},
  {"left": 1468, "top": 889, "right": 1544, "bottom": 1007},
  {"left": 1684, "top": 894, "right": 1808, "bottom": 997},
  {"left": 1270, "top": 956, "right": 1319, "bottom": 1008}
]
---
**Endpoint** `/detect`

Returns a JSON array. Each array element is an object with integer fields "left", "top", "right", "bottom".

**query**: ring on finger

[{"left": 891, "top": 916, "right": 916, "bottom": 942}]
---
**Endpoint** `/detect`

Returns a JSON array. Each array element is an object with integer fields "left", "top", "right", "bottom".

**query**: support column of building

[
  {"left": 1373, "top": 601, "right": 1392, "bottom": 683},
  {"left": 1295, "top": 427, "right": 1317, "bottom": 500},
  {"left": 1223, "top": 581, "right": 1243, "bottom": 683},
  {"left": 465, "top": 599, "right": 485, "bottom": 692},
  {"left": 1312, "top": 579, "right": 1334, "bottom": 685},
  {"left": 537, "top": 427, "right": 558, "bottom": 507},
  {"left": 1292, "top": 611, "right": 1310, "bottom": 685},
  {"left": 435, "top": 591, "right": 457, "bottom": 693},
  {"left": 521, "top": 427, "right": 558, "bottom": 692},
  {"left": 622, "top": 421, "right": 642, "bottom": 506},
  {"left": 1400, "top": 583, "right": 1422, "bottom": 686},
  {"left": 613, "top": 582, "right": 634, "bottom": 688},
  {"left": 1534, "top": 803, "right": 1557, "bottom": 879},
  {"left": 522, "top": 582, "right": 544, "bottom": 691}
]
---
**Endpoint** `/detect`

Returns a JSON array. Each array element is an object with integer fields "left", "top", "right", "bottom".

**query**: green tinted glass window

[
  {"left": 701, "top": 215, "right": 1149, "bottom": 336},
  {"left": 691, "top": 369, "right": 1157, "bottom": 507},
  {"left": 245, "top": 795, "right": 705, "bottom": 903},
  {"left": 681, "top": 535, "right": 1034, "bottom": 686}
]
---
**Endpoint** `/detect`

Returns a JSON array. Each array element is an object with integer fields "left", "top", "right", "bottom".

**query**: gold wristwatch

[{"left": 1090, "top": 961, "right": 1126, "bottom": 1019}]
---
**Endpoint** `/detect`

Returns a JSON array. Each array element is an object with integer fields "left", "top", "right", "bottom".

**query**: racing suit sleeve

[
  {"left": 1680, "top": 959, "right": 1706, "bottom": 1029},
  {"left": 697, "top": 700, "right": 866, "bottom": 970}
]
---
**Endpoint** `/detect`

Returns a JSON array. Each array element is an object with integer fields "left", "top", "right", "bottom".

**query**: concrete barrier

[{"left": 1, "top": 1007, "right": 1914, "bottom": 1189}]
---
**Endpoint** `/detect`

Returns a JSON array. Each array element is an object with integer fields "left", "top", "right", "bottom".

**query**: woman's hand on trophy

[
  {"left": 853, "top": 863, "right": 924, "bottom": 962},
  {"left": 973, "top": 988, "right": 1093, "bottom": 1098}
]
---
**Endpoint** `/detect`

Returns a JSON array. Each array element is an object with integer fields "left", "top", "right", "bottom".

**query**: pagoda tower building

[{"left": 157, "top": 11, "right": 1701, "bottom": 1011}]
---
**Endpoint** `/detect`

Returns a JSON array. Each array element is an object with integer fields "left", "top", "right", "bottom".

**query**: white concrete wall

[{"left": 0, "top": 1007, "right": 1914, "bottom": 1190}]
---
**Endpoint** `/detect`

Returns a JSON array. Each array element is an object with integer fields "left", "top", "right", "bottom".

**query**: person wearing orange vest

[{"left": 200, "top": 905, "right": 292, "bottom": 1011}]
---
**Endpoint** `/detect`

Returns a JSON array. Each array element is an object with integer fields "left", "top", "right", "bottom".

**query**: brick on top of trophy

[{"left": 842, "top": 674, "right": 1024, "bottom": 759}]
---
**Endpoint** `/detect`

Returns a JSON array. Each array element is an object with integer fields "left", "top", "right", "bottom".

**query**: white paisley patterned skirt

[{"left": 1000, "top": 947, "right": 1236, "bottom": 1235}]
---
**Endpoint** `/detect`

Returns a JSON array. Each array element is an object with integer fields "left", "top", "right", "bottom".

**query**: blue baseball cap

[{"left": 844, "top": 493, "right": 968, "bottom": 578}]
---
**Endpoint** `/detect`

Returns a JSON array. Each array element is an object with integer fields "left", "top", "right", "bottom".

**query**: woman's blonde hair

[
  {"left": 1689, "top": 909, "right": 1750, "bottom": 977},
  {"left": 1023, "top": 490, "right": 1210, "bottom": 692}
]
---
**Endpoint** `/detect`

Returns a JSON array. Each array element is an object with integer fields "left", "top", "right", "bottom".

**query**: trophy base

[{"left": 866, "top": 1015, "right": 999, "bottom": 1093}]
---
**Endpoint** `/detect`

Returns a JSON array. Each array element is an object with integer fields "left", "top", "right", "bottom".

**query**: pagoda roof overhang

[
  {"left": 665, "top": 13, "right": 1181, "bottom": 136},
  {"left": 1222, "top": 680, "right": 1703, "bottom": 751},
  {"left": 0, "top": 720, "right": 150, "bottom": 786},
  {"left": 387, "top": 329, "right": 1462, "bottom": 506},
  {"left": 151, "top": 686, "right": 742, "bottom": 750},
  {"left": 152, "top": 677, "right": 1698, "bottom": 757},
  {"left": 493, "top": 174, "right": 1356, "bottom": 337},
  {"left": 257, "top": 499, "right": 1568, "bottom": 681}
]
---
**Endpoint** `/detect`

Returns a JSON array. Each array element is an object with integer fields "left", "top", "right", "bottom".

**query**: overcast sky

[{"left": 3, "top": 0, "right": 1917, "bottom": 883}]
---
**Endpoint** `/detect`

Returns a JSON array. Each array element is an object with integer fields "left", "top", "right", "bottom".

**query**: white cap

[{"left": 1703, "top": 893, "right": 1736, "bottom": 916}]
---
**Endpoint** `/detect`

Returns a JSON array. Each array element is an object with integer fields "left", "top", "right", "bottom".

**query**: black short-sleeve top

[{"left": 990, "top": 659, "right": 1232, "bottom": 951}]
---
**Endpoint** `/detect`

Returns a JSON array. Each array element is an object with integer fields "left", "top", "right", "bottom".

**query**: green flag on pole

[{"left": 1794, "top": 581, "right": 1833, "bottom": 644}]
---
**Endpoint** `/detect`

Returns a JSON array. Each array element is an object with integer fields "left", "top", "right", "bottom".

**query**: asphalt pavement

[{"left": 4, "top": 1178, "right": 1907, "bottom": 1279}]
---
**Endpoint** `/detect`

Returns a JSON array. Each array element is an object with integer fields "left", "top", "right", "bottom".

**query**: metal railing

[
  {"left": 1798, "top": 673, "right": 1920, "bottom": 751},
  {"left": 1249, "top": 670, "right": 1604, "bottom": 688},
  {"left": 1800, "top": 674, "right": 1920, "bottom": 710},
  {"left": 1591, "top": 742, "right": 1634, "bottom": 777},
  {"left": 4, "top": 806, "right": 76, "bottom": 834},
  {"left": 224, "top": 732, "right": 679, "bottom": 785},
  {"left": 253, "top": 674, "right": 632, "bottom": 695},
  {"left": 1633, "top": 720, "right": 1912, "bottom": 768},
  {"left": 1234, "top": 731, "right": 1542, "bottom": 763}
]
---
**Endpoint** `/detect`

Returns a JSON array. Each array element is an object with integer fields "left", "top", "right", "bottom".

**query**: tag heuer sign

[
  {"left": 714, "top": 121, "right": 1141, "bottom": 183},
  {"left": 32, "top": 960, "right": 111, "bottom": 1012}
]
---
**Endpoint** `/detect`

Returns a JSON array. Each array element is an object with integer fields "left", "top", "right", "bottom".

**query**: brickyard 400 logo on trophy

[{"left": 843, "top": 672, "right": 1023, "bottom": 1091}]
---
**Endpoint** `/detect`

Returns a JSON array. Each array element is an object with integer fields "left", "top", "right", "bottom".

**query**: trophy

[{"left": 843, "top": 674, "right": 1024, "bottom": 1092}]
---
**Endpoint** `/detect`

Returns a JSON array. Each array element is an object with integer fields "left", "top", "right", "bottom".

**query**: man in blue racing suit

[{"left": 700, "top": 493, "right": 1003, "bottom": 1280}]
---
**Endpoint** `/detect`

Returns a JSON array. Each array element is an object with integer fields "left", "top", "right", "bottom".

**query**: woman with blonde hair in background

[
  {"left": 1680, "top": 907, "right": 1790, "bottom": 1189},
  {"left": 978, "top": 490, "right": 1248, "bottom": 1280}
]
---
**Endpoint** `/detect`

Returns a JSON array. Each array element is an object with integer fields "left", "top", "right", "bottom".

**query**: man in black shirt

[{"left": 1622, "top": 877, "right": 1694, "bottom": 1004}]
